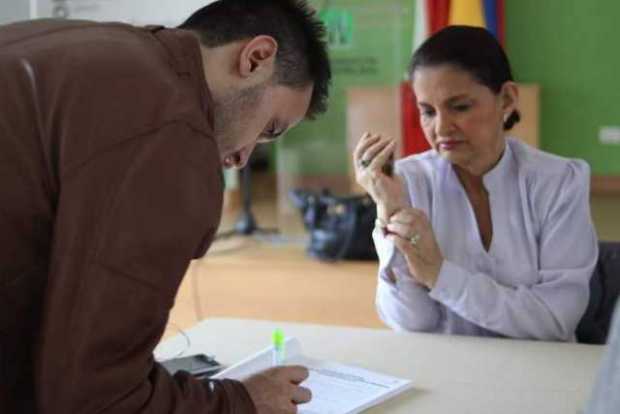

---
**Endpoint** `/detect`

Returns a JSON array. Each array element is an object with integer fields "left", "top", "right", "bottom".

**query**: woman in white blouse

[{"left": 353, "top": 25, "right": 598, "bottom": 341}]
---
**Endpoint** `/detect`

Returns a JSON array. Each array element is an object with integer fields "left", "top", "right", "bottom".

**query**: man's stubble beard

[{"left": 212, "top": 83, "right": 267, "bottom": 155}]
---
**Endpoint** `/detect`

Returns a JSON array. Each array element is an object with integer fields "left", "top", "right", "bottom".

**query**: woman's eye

[{"left": 421, "top": 109, "right": 435, "bottom": 117}]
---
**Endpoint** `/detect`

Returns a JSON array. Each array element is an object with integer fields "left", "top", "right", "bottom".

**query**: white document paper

[{"left": 212, "top": 338, "right": 413, "bottom": 414}]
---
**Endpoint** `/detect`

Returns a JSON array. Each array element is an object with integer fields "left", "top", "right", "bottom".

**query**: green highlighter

[{"left": 272, "top": 328, "right": 285, "bottom": 366}]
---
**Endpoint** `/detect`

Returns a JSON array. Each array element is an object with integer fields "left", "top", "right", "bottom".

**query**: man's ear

[
  {"left": 500, "top": 81, "right": 519, "bottom": 114},
  {"left": 238, "top": 35, "right": 278, "bottom": 83}
]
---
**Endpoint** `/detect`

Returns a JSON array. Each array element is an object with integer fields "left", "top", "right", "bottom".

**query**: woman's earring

[{"left": 503, "top": 113, "right": 509, "bottom": 123}]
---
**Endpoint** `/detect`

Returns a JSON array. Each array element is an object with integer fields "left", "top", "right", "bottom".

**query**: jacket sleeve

[
  {"left": 36, "top": 122, "right": 256, "bottom": 413},
  {"left": 428, "top": 161, "right": 598, "bottom": 341}
]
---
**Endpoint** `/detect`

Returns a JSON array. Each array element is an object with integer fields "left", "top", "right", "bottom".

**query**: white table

[{"left": 156, "top": 319, "right": 605, "bottom": 414}]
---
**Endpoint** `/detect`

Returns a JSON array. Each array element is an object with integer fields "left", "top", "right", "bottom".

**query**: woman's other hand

[
  {"left": 385, "top": 208, "right": 444, "bottom": 289},
  {"left": 353, "top": 132, "right": 405, "bottom": 221}
]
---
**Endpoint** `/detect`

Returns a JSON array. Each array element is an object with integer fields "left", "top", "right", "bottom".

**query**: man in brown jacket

[{"left": 0, "top": 0, "right": 331, "bottom": 413}]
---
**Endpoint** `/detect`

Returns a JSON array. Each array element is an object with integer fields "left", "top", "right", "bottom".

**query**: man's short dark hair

[{"left": 179, "top": 0, "right": 331, "bottom": 119}]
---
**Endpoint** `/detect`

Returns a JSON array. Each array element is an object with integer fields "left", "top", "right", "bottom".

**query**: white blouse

[{"left": 374, "top": 138, "right": 598, "bottom": 341}]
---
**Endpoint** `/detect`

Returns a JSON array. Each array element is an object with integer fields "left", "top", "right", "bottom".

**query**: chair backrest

[
  {"left": 584, "top": 301, "right": 620, "bottom": 413},
  {"left": 577, "top": 241, "right": 620, "bottom": 344}
]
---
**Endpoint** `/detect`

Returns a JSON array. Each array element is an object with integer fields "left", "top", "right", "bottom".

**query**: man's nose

[{"left": 234, "top": 143, "right": 257, "bottom": 169}]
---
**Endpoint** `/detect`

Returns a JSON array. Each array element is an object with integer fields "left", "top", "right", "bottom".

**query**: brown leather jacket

[{"left": 0, "top": 19, "right": 255, "bottom": 414}]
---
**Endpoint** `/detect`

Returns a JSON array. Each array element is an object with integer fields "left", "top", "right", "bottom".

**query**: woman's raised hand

[{"left": 353, "top": 132, "right": 406, "bottom": 221}]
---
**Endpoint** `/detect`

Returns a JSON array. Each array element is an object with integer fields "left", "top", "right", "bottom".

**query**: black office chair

[{"left": 577, "top": 242, "right": 620, "bottom": 344}]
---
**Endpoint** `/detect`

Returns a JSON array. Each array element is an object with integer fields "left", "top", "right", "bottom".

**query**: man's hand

[{"left": 243, "top": 366, "right": 312, "bottom": 414}]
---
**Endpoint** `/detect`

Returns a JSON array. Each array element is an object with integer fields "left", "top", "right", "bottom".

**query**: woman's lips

[{"left": 438, "top": 140, "right": 463, "bottom": 151}]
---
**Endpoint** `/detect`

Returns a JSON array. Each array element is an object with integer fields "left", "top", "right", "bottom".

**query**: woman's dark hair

[
  {"left": 180, "top": 0, "right": 331, "bottom": 119},
  {"left": 409, "top": 25, "right": 520, "bottom": 130}
]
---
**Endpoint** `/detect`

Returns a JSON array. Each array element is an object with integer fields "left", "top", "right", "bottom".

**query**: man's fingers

[
  {"left": 284, "top": 402, "right": 298, "bottom": 414},
  {"left": 291, "top": 385, "right": 313, "bottom": 404},
  {"left": 280, "top": 365, "right": 310, "bottom": 384}
]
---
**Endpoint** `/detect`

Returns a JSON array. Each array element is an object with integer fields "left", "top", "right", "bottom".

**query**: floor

[
  {"left": 166, "top": 174, "right": 386, "bottom": 338},
  {"left": 167, "top": 240, "right": 384, "bottom": 333}
]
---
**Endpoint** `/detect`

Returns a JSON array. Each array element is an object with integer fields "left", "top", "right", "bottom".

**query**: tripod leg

[
  {"left": 215, "top": 160, "right": 280, "bottom": 241},
  {"left": 234, "top": 165, "right": 257, "bottom": 235}
]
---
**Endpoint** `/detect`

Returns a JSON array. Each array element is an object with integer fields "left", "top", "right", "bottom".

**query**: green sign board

[{"left": 320, "top": 8, "right": 354, "bottom": 48}]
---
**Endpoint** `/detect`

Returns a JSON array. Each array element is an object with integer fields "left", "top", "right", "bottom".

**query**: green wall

[
  {"left": 276, "top": 0, "right": 414, "bottom": 176},
  {"left": 506, "top": 0, "right": 620, "bottom": 175}
]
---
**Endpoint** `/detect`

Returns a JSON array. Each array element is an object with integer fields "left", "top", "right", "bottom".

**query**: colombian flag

[{"left": 402, "top": 0, "right": 505, "bottom": 156}]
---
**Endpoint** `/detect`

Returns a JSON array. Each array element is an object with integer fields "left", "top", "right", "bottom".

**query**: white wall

[
  {"left": 0, "top": 0, "right": 31, "bottom": 24},
  {"left": 31, "top": 0, "right": 216, "bottom": 26}
]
